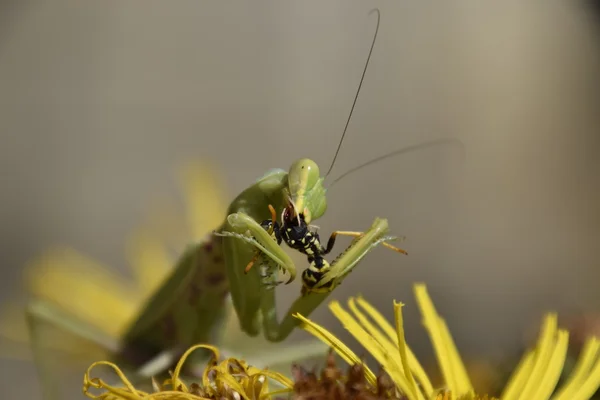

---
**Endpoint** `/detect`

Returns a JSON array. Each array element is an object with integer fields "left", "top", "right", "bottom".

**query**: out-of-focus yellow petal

[
  {"left": 176, "top": 161, "right": 229, "bottom": 240},
  {"left": 25, "top": 247, "right": 141, "bottom": 337},
  {"left": 0, "top": 303, "right": 31, "bottom": 357},
  {"left": 125, "top": 229, "right": 172, "bottom": 302}
]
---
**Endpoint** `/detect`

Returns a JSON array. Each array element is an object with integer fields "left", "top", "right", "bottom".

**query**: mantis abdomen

[{"left": 116, "top": 233, "right": 228, "bottom": 368}]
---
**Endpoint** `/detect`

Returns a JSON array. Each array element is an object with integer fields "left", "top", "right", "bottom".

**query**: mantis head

[{"left": 287, "top": 158, "right": 327, "bottom": 224}]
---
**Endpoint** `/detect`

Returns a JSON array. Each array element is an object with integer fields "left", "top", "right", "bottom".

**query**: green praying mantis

[{"left": 23, "top": 9, "right": 463, "bottom": 399}]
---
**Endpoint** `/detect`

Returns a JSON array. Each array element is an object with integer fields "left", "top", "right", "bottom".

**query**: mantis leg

[
  {"left": 259, "top": 217, "right": 400, "bottom": 342},
  {"left": 218, "top": 212, "right": 297, "bottom": 337},
  {"left": 323, "top": 230, "right": 407, "bottom": 255}
]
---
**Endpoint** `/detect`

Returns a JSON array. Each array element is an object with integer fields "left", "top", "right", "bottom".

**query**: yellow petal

[
  {"left": 171, "top": 344, "right": 220, "bottom": 390},
  {"left": 293, "top": 312, "right": 378, "bottom": 386},
  {"left": 516, "top": 314, "right": 558, "bottom": 400},
  {"left": 568, "top": 346, "right": 600, "bottom": 400},
  {"left": 552, "top": 337, "right": 600, "bottom": 400},
  {"left": 533, "top": 330, "right": 568, "bottom": 399},
  {"left": 394, "top": 301, "right": 420, "bottom": 400},
  {"left": 26, "top": 247, "right": 140, "bottom": 337},
  {"left": 355, "top": 295, "right": 434, "bottom": 395},
  {"left": 83, "top": 360, "right": 146, "bottom": 400},
  {"left": 414, "top": 284, "right": 473, "bottom": 396},
  {"left": 438, "top": 318, "right": 472, "bottom": 394},
  {"left": 125, "top": 229, "right": 172, "bottom": 299},
  {"left": 176, "top": 161, "right": 229, "bottom": 239},
  {"left": 501, "top": 351, "right": 536, "bottom": 400},
  {"left": 329, "top": 300, "right": 418, "bottom": 399}
]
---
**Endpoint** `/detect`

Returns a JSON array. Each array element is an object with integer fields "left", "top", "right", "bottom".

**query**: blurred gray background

[{"left": 1, "top": 1, "right": 600, "bottom": 398}]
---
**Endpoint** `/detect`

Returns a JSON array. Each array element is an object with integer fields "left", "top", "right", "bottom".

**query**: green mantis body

[{"left": 116, "top": 161, "right": 398, "bottom": 367}]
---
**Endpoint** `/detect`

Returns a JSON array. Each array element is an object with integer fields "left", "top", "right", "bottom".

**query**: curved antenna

[
  {"left": 324, "top": 8, "right": 380, "bottom": 179},
  {"left": 326, "top": 137, "right": 465, "bottom": 189}
]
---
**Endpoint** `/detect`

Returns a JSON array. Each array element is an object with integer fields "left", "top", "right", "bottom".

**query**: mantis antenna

[
  {"left": 326, "top": 137, "right": 465, "bottom": 189},
  {"left": 322, "top": 8, "right": 464, "bottom": 189},
  {"left": 324, "top": 8, "right": 380, "bottom": 179}
]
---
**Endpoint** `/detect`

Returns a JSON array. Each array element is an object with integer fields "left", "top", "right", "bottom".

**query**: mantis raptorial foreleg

[
  {"left": 219, "top": 213, "right": 295, "bottom": 279},
  {"left": 322, "top": 230, "right": 407, "bottom": 256},
  {"left": 217, "top": 211, "right": 298, "bottom": 337}
]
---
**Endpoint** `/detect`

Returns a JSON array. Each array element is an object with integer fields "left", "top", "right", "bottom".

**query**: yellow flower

[
  {"left": 294, "top": 283, "right": 600, "bottom": 400},
  {"left": 83, "top": 344, "right": 294, "bottom": 400}
]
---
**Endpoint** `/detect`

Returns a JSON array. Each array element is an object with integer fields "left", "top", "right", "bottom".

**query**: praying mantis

[{"left": 22, "top": 9, "right": 463, "bottom": 399}]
